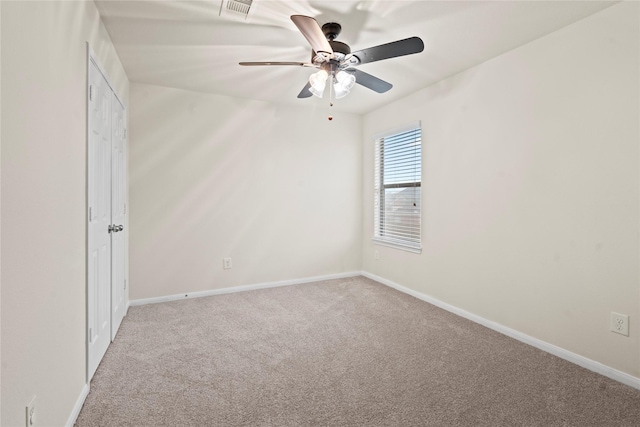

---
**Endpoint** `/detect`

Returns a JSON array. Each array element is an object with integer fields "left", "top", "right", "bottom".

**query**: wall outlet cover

[{"left": 610, "top": 312, "right": 629, "bottom": 337}]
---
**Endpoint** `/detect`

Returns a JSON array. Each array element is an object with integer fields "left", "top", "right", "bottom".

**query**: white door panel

[{"left": 111, "top": 93, "right": 126, "bottom": 340}]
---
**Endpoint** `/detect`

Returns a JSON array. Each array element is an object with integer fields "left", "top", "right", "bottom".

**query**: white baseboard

[
  {"left": 362, "top": 271, "right": 640, "bottom": 391},
  {"left": 66, "top": 383, "right": 90, "bottom": 427},
  {"left": 128, "top": 271, "right": 363, "bottom": 307}
]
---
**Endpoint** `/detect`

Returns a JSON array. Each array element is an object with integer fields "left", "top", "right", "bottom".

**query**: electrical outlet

[
  {"left": 611, "top": 312, "right": 629, "bottom": 336},
  {"left": 223, "top": 257, "right": 232, "bottom": 269},
  {"left": 26, "top": 395, "right": 36, "bottom": 427},
  {"left": 374, "top": 250, "right": 379, "bottom": 260}
]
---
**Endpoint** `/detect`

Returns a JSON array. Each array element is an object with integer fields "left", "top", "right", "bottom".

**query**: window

[{"left": 373, "top": 122, "right": 422, "bottom": 253}]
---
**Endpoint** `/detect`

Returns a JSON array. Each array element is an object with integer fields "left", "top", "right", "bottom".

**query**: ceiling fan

[{"left": 240, "top": 15, "right": 424, "bottom": 106}]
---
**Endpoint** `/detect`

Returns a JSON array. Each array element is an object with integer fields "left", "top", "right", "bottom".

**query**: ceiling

[{"left": 95, "top": 0, "right": 616, "bottom": 114}]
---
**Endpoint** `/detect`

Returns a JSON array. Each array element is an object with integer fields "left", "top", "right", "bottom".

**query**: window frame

[{"left": 373, "top": 121, "right": 422, "bottom": 254}]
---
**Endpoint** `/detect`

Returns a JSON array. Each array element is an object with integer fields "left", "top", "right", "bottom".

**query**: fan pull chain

[{"left": 328, "top": 75, "right": 334, "bottom": 121}]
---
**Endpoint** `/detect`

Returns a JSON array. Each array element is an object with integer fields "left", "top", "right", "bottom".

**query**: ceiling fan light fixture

[
  {"left": 336, "top": 71, "right": 356, "bottom": 90},
  {"left": 309, "top": 70, "right": 328, "bottom": 98},
  {"left": 333, "top": 71, "right": 356, "bottom": 99},
  {"left": 309, "top": 84, "right": 326, "bottom": 98}
]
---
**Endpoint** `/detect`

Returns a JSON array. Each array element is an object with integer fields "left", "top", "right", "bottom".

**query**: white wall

[
  {"left": 129, "top": 83, "right": 362, "bottom": 300},
  {"left": 1, "top": 1, "right": 129, "bottom": 425},
  {"left": 362, "top": 2, "right": 639, "bottom": 378}
]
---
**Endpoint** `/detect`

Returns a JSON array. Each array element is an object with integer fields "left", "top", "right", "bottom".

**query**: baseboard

[
  {"left": 129, "top": 271, "right": 363, "bottom": 307},
  {"left": 362, "top": 271, "right": 640, "bottom": 391},
  {"left": 66, "top": 383, "right": 90, "bottom": 427}
]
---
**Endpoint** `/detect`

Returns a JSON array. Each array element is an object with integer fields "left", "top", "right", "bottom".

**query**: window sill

[{"left": 372, "top": 238, "right": 422, "bottom": 254}]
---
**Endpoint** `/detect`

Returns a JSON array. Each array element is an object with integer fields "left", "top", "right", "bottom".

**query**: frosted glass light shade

[
  {"left": 309, "top": 70, "right": 328, "bottom": 98},
  {"left": 334, "top": 71, "right": 356, "bottom": 99},
  {"left": 309, "top": 84, "right": 325, "bottom": 98},
  {"left": 336, "top": 71, "right": 356, "bottom": 89}
]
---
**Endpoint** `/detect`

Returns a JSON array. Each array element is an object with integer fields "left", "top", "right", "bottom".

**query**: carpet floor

[{"left": 75, "top": 276, "right": 640, "bottom": 426}]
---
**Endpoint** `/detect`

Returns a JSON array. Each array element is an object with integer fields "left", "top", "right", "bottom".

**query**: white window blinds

[{"left": 373, "top": 122, "right": 422, "bottom": 253}]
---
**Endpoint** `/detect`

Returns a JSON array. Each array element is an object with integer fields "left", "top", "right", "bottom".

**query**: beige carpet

[{"left": 75, "top": 276, "right": 640, "bottom": 426}]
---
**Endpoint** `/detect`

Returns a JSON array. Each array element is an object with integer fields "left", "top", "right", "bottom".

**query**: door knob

[{"left": 108, "top": 224, "right": 124, "bottom": 233}]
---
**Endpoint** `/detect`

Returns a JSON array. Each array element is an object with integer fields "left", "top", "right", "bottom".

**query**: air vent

[{"left": 220, "top": 0, "right": 253, "bottom": 21}]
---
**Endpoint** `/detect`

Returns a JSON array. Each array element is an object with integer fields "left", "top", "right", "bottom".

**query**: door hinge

[
  {"left": 124, "top": 279, "right": 127, "bottom": 290},
  {"left": 124, "top": 128, "right": 127, "bottom": 139},
  {"left": 124, "top": 203, "right": 127, "bottom": 214},
  {"left": 89, "top": 207, "right": 92, "bottom": 220},
  {"left": 89, "top": 85, "right": 94, "bottom": 101},
  {"left": 89, "top": 328, "right": 92, "bottom": 339}
]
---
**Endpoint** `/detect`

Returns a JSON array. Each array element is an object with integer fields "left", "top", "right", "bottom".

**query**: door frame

[{"left": 86, "top": 43, "right": 129, "bottom": 383}]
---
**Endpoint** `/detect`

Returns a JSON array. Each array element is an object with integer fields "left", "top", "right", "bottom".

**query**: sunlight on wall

[
  {"left": 362, "top": 2, "right": 640, "bottom": 378},
  {"left": 129, "top": 83, "right": 363, "bottom": 300}
]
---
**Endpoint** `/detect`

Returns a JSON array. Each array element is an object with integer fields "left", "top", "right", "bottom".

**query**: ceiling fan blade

[
  {"left": 239, "top": 62, "right": 315, "bottom": 67},
  {"left": 349, "top": 36, "right": 424, "bottom": 66},
  {"left": 349, "top": 69, "right": 393, "bottom": 93},
  {"left": 291, "top": 15, "right": 333, "bottom": 57},
  {"left": 297, "top": 82, "right": 313, "bottom": 98}
]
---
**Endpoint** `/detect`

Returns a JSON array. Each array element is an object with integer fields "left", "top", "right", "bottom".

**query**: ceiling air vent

[{"left": 219, "top": 0, "right": 254, "bottom": 21}]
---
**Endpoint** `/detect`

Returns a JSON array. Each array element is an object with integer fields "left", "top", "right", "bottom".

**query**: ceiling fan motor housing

[
  {"left": 311, "top": 22, "right": 351, "bottom": 63},
  {"left": 322, "top": 22, "right": 342, "bottom": 40},
  {"left": 329, "top": 40, "right": 350, "bottom": 55},
  {"left": 311, "top": 40, "right": 351, "bottom": 63}
]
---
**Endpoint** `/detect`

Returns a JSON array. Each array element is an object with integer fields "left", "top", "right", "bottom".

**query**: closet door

[
  {"left": 87, "top": 59, "right": 112, "bottom": 380},
  {"left": 87, "top": 49, "right": 128, "bottom": 380},
  {"left": 111, "top": 94, "right": 127, "bottom": 340}
]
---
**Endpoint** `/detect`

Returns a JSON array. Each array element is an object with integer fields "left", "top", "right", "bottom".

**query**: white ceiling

[{"left": 95, "top": 0, "right": 617, "bottom": 114}]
